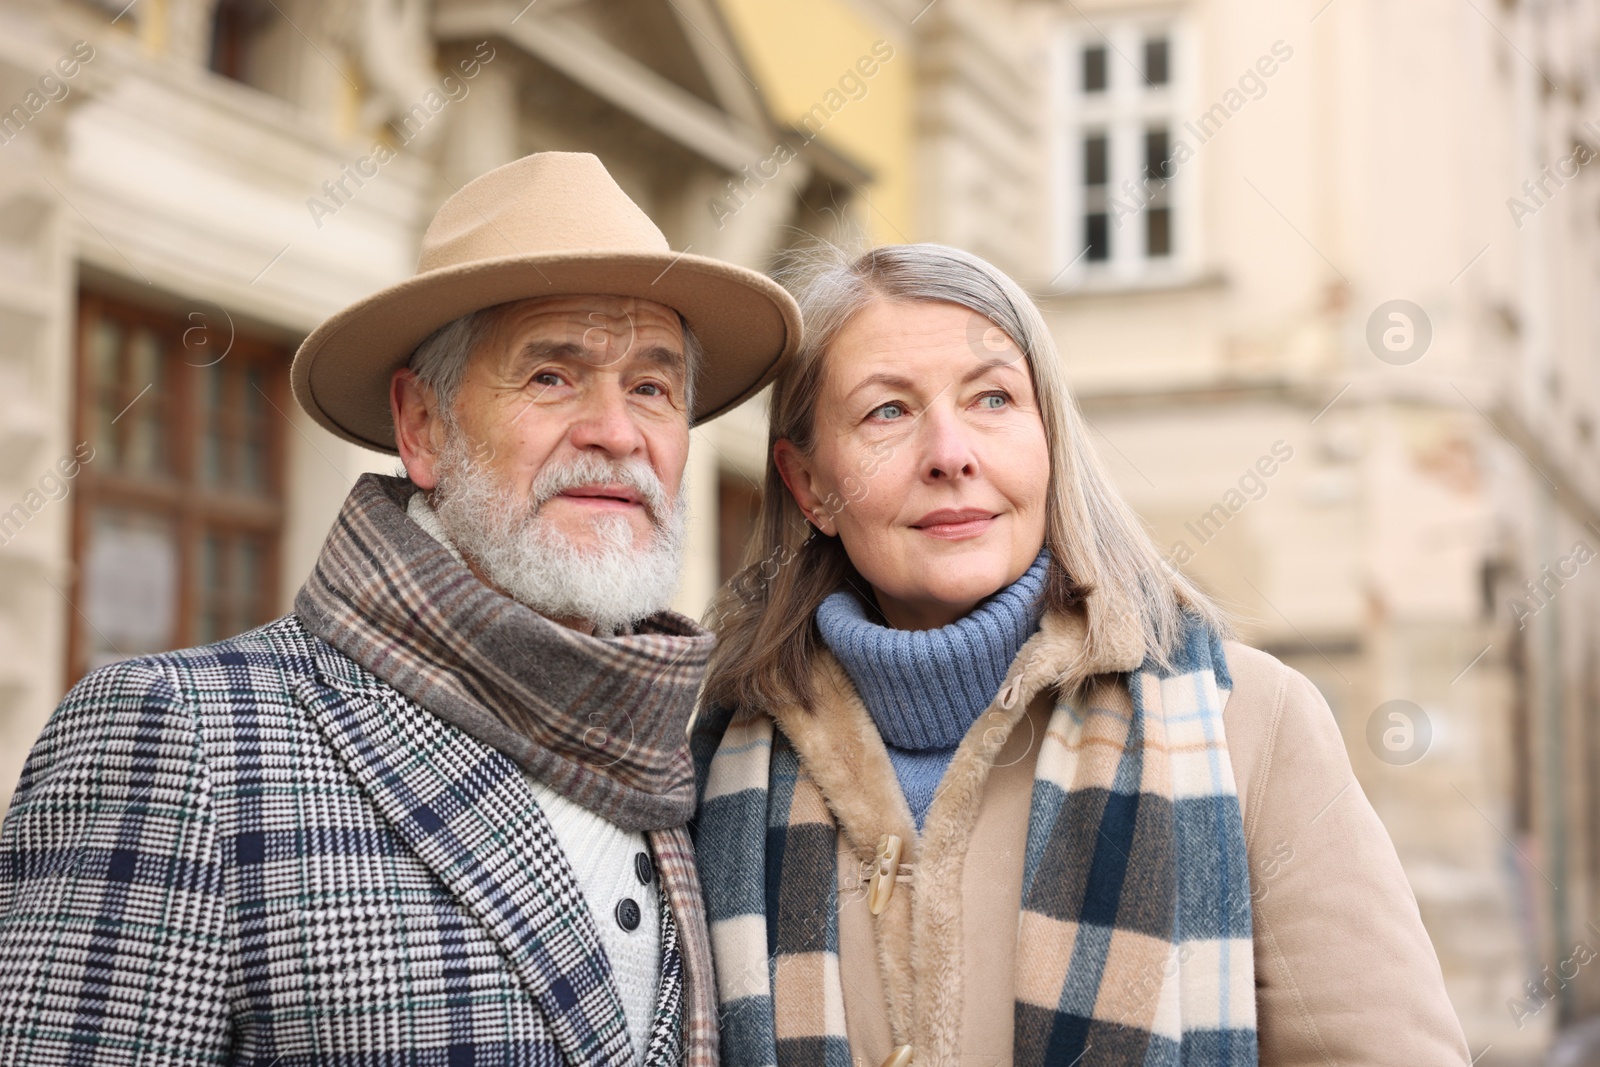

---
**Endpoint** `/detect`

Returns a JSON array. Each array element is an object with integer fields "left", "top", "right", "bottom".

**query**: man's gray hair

[{"left": 408, "top": 301, "right": 703, "bottom": 425}]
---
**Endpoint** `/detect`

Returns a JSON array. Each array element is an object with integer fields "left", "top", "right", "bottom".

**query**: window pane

[
  {"left": 1082, "top": 46, "right": 1107, "bottom": 93},
  {"left": 195, "top": 531, "right": 266, "bottom": 644},
  {"left": 241, "top": 367, "right": 267, "bottom": 493},
  {"left": 124, "top": 330, "right": 168, "bottom": 478},
  {"left": 128, "top": 327, "right": 160, "bottom": 384},
  {"left": 200, "top": 361, "right": 224, "bottom": 487},
  {"left": 1086, "top": 213, "right": 1110, "bottom": 261},
  {"left": 717, "top": 471, "right": 760, "bottom": 585},
  {"left": 1144, "top": 37, "right": 1170, "bottom": 86},
  {"left": 1144, "top": 126, "right": 1170, "bottom": 182},
  {"left": 197, "top": 532, "right": 222, "bottom": 645},
  {"left": 83, "top": 509, "right": 179, "bottom": 670},
  {"left": 210, "top": 0, "right": 267, "bottom": 84},
  {"left": 1083, "top": 130, "right": 1110, "bottom": 262},
  {"left": 89, "top": 320, "right": 122, "bottom": 469},
  {"left": 236, "top": 538, "right": 262, "bottom": 632},
  {"left": 1083, "top": 133, "right": 1109, "bottom": 187},
  {"left": 1147, "top": 207, "right": 1172, "bottom": 257}
]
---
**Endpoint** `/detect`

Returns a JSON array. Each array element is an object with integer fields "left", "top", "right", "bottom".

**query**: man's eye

[
  {"left": 532, "top": 371, "right": 564, "bottom": 387},
  {"left": 635, "top": 382, "right": 663, "bottom": 396}
]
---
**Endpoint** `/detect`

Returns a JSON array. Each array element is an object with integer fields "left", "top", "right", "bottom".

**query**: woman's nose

[{"left": 917, "top": 404, "right": 978, "bottom": 481}]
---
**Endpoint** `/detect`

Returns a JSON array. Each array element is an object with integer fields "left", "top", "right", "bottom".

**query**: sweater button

[
  {"left": 634, "top": 851, "right": 654, "bottom": 885},
  {"left": 615, "top": 897, "right": 642, "bottom": 931},
  {"left": 880, "top": 1045, "right": 913, "bottom": 1067}
]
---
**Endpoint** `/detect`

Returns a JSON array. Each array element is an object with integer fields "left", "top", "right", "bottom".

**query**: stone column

[{"left": 0, "top": 13, "right": 88, "bottom": 812}]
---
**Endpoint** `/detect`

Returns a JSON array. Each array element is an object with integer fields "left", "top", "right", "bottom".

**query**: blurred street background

[{"left": 1, "top": 0, "right": 1598, "bottom": 1060}]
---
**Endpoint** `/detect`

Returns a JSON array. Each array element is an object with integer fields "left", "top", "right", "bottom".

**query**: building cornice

[{"left": 435, "top": 3, "right": 769, "bottom": 173}]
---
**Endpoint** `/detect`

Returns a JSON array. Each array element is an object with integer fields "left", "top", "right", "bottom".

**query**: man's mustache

[{"left": 528, "top": 454, "right": 671, "bottom": 526}]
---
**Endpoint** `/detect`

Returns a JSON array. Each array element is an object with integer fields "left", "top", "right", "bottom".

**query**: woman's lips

[{"left": 911, "top": 508, "right": 997, "bottom": 540}]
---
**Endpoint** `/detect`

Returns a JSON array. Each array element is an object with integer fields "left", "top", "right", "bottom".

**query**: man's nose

[{"left": 567, "top": 378, "right": 647, "bottom": 458}]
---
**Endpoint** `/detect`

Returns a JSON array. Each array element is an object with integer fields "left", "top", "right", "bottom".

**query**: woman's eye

[
  {"left": 978, "top": 392, "right": 1008, "bottom": 409},
  {"left": 871, "top": 402, "right": 906, "bottom": 420}
]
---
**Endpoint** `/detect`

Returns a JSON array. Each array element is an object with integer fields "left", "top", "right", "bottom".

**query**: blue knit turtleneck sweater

[{"left": 814, "top": 548, "right": 1050, "bottom": 829}]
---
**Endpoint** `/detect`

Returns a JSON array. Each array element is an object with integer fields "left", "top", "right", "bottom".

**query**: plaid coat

[{"left": 0, "top": 614, "right": 683, "bottom": 1067}]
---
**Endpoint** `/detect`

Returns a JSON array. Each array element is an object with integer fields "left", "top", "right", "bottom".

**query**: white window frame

[{"left": 1050, "top": 15, "right": 1200, "bottom": 290}]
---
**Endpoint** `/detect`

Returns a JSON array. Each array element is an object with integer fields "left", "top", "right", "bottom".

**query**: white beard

[{"left": 430, "top": 431, "right": 688, "bottom": 636}]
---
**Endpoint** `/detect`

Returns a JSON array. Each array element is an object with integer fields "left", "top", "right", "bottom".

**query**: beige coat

[{"left": 767, "top": 609, "right": 1470, "bottom": 1066}]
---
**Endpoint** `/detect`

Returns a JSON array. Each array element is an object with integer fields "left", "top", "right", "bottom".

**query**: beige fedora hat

[{"left": 291, "top": 151, "right": 802, "bottom": 453}]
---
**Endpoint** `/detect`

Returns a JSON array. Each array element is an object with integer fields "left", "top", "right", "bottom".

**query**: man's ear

[
  {"left": 773, "top": 438, "right": 836, "bottom": 536},
  {"left": 391, "top": 368, "right": 445, "bottom": 490}
]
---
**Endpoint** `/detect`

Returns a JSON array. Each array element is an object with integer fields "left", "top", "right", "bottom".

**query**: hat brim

[{"left": 291, "top": 250, "right": 802, "bottom": 453}]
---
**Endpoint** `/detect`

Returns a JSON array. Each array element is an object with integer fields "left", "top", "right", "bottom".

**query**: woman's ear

[
  {"left": 773, "top": 439, "right": 837, "bottom": 536},
  {"left": 391, "top": 368, "right": 445, "bottom": 490}
]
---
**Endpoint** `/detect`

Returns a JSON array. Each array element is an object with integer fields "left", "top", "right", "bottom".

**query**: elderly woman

[{"left": 692, "top": 244, "right": 1468, "bottom": 1067}]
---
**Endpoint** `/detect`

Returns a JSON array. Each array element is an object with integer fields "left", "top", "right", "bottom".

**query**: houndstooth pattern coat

[{"left": 0, "top": 614, "right": 683, "bottom": 1067}]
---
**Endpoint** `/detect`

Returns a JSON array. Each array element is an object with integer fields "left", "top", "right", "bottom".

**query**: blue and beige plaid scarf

[{"left": 694, "top": 610, "right": 1257, "bottom": 1067}]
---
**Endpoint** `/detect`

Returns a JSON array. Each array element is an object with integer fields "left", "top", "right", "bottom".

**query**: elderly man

[{"left": 0, "top": 153, "right": 799, "bottom": 1067}]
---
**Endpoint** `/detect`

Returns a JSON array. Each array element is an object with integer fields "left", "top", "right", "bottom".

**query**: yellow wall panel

[{"left": 716, "top": 0, "right": 914, "bottom": 243}]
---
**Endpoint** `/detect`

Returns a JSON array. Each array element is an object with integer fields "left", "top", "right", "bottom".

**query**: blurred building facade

[{"left": 1, "top": 0, "right": 1597, "bottom": 1060}]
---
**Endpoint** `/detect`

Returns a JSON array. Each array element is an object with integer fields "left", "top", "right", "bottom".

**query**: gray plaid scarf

[{"left": 296, "top": 472, "right": 718, "bottom": 1067}]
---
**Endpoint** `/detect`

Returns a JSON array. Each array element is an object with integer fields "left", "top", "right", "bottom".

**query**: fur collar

[{"left": 769, "top": 606, "right": 1145, "bottom": 856}]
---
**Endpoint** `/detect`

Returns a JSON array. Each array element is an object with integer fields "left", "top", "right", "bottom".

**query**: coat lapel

[{"left": 294, "top": 638, "right": 635, "bottom": 1067}]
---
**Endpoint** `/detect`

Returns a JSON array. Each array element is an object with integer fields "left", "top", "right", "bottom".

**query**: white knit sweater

[{"left": 407, "top": 493, "right": 662, "bottom": 1062}]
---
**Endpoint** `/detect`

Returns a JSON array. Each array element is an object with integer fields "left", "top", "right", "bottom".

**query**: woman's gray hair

[
  {"left": 703, "top": 242, "right": 1229, "bottom": 714},
  {"left": 407, "top": 301, "right": 704, "bottom": 425}
]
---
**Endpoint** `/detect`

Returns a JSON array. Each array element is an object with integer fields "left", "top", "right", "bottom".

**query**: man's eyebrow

[
  {"left": 634, "top": 343, "right": 687, "bottom": 377},
  {"left": 511, "top": 339, "right": 584, "bottom": 365},
  {"left": 509, "top": 339, "right": 685, "bottom": 375}
]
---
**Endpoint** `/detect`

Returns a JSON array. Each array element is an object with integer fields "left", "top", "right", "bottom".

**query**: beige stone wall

[
  {"left": 0, "top": 12, "right": 79, "bottom": 817},
  {"left": 998, "top": 0, "right": 1598, "bottom": 1053}
]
